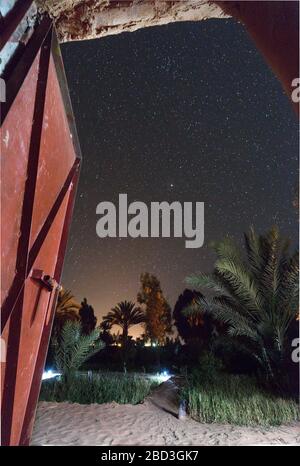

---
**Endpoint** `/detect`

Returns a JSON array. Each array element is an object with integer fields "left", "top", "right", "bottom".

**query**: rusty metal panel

[
  {"left": 30, "top": 54, "right": 78, "bottom": 248},
  {"left": 1, "top": 49, "right": 41, "bottom": 304},
  {"left": 1, "top": 4, "right": 82, "bottom": 445}
]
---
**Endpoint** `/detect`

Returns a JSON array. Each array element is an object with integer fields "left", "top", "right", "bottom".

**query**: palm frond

[
  {"left": 244, "top": 226, "right": 264, "bottom": 280},
  {"left": 185, "top": 227, "right": 299, "bottom": 386},
  {"left": 213, "top": 237, "right": 241, "bottom": 263},
  {"left": 215, "top": 257, "right": 262, "bottom": 312},
  {"left": 185, "top": 272, "right": 229, "bottom": 295},
  {"left": 53, "top": 321, "right": 104, "bottom": 377}
]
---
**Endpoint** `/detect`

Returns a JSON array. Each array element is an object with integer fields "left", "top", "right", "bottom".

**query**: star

[{"left": 61, "top": 19, "right": 298, "bottom": 327}]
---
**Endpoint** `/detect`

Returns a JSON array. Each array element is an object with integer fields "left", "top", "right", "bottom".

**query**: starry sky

[{"left": 61, "top": 19, "right": 298, "bottom": 335}]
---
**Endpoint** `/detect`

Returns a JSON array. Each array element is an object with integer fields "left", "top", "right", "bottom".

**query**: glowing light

[
  {"left": 150, "top": 370, "right": 171, "bottom": 383},
  {"left": 159, "top": 370, "right": 170, "bottom": 381},
  {"left": 42, "top": 369, "right": 60, "bottom": 380}
]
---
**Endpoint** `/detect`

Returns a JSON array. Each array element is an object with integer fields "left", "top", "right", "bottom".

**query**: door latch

[{"left": 30, "top": 269, "right": 59, "bottom": 292}]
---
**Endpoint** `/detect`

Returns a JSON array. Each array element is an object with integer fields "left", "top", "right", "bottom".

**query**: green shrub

[
  {"left": 195, "top": 351, "right": 224, "bottom": 381},
  {"left": 40, "top": 372, "right": 159, "bottom": 405},
  {"left": 52, "top": 320, "right": 104, "bottom": 384},
  {"left": 182, "top": 372, "right": 299, "bottom": 426}
]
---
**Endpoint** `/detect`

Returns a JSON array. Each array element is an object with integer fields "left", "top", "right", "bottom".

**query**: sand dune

[{"left": 31, "top": 399, "right": 300, "bottom": 446}]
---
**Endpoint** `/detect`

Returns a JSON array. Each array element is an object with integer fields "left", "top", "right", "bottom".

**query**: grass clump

[
  {"left": 40, "top": 372, "right": 159, "bottom": 405},
  {"left": 182, "top": 370, "right": 299, "bottom": 427}
]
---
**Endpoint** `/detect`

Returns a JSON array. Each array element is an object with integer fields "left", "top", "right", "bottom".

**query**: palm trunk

[{"left": 122, "top": 325, "right": 129, "bottom": 367}]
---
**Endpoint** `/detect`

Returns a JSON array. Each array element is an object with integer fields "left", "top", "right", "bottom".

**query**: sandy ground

[{"left": 31, "top": 380, "right": 300, "bottom": 446}]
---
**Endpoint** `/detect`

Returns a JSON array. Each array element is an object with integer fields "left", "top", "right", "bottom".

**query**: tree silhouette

[
  {"left": 137, "top": 273, "right": 172, "bottom": 345},
  {"left": 53, "top": 288, "right": 80, "bottom": 335},
  {"left": 102, "top": 301, "right": 145, "bottom": 348},
  {"left": 173, "top": 289, "right": 216, "bottom": 346},
  {"left": 79, "top": 298, "right": 97, "bottom": 335},
  {"left": 99, "top": 320, "right": 114, "bottom": 346}
]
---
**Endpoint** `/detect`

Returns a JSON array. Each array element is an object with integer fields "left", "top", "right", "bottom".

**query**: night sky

[{"left": 61, "top": 19, "right": 298, "bottom": 335}]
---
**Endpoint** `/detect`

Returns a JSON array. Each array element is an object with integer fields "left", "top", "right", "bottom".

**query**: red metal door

[{"left": 1, "top": 4, "right": 81, "bottom": 445}]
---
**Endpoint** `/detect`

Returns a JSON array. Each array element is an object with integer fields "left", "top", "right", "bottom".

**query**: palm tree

[
  {"left": 102, "top": 301, "right": 145, "bottom": 347},
  {"left": 53, "top": 289, "right": 80, "bottom": 334},
  {"left": 52, "top": 320, "right": 104, "bottom": 385},
  {"left": 186, "top": 227, "right": 299, "bottom": 389}
]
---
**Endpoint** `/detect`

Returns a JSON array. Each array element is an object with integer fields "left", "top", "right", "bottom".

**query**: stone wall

[{"left": 37, "top": 0, "right": 226, "bottom": 42}]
